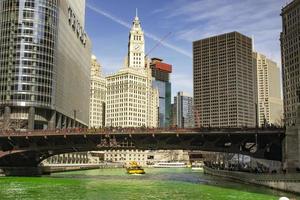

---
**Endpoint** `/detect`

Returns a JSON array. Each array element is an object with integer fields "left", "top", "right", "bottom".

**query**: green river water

[{"left": 0, "top": 168, "right": 299, "bottom": 200}]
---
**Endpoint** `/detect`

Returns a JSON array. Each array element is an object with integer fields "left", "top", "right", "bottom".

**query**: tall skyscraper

[
  {"left": 0, "top": 0, "right": 91, "bottom": 130},
  {"left": 105, "top": 12, "right": 158, "bottom": 128},
  {"left": 193, "top": 32, "right": 255, "bottom": 128},
  {"left": 281, "top": 0, "right": 300, "bottom": 172},
  {"left": 150, "top": 58, "right": 172, "bottom": 128},
  {"left": 173, "top": 92, "right": 194, "bottom": 128},
  {"left": 253, "top": 52, "right": 283, "bottom": 127},
  {"left": 89, "top": 55, "right": 106, "bottom": 128},
  {"left": 127, "top": 12, "right": 145, "bottom": 69},
  {"left": 281, "top": 0, "right": 300, "bottom": 126}
]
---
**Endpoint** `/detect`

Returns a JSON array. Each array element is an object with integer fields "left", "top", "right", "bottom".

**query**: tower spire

[
  {"left": 135, "top": 8, "right": 139, "bottom": 20},
  {"left": 252, "top": 35, "right": 255, "bottom": 51}
]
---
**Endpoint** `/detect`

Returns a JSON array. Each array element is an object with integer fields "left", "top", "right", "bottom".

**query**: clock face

[{"left": 134, "top": 44, "right": 140, "bottom": 51}]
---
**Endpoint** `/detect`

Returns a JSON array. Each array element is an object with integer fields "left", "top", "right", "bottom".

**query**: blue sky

[{"left": 85, "top": 0, "right": 285, "bottom": 97}]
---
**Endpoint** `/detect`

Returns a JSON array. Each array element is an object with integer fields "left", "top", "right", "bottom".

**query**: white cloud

[{"left": 161, "top": 0, "right": 283, "bottom": 64}]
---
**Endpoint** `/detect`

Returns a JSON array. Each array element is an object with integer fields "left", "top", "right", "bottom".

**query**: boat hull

[{"left": 127, "top": 169, "right": 145, "bottom": 174}]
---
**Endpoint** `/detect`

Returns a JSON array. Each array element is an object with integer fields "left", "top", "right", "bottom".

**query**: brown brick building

[{"left": 193, "top": 32, "right": 256, "bottom": 128}]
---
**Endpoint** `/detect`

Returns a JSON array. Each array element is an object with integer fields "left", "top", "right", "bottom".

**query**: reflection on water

[{"left": 0, "top": 168, "right": 298, "bottom": 200}]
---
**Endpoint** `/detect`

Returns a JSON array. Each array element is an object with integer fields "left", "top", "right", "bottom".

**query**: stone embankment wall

[
  {"left": 204, "top": 166, "right": 300, "bottom": 194},
  {"left": 42, "top": 163, "right": 123, "bottom": 174},
  {"left": 42, "top": 165, "right": 99, "bottom": 174}
]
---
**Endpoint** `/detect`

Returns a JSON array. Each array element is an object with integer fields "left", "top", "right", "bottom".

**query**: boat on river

[
  {"left": 191, "top": 162, "right": 204, "bottom": 171},
  {"left": 126, "top": 161, "right": 145, "bottom": 174},
  {"left": 153, "top": 162, "right": 188, "bottom": 168}
]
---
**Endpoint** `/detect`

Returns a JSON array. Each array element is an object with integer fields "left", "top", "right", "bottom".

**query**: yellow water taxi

[{"left": 126, "top": 161, "right": 145, "bottom": 174}]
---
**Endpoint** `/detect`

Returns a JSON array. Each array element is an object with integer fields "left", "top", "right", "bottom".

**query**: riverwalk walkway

[{"left": 204, "top": 166, "right": 300, "bottom": 194}]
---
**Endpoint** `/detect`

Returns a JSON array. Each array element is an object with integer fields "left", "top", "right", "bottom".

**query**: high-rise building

[
  {"left": 0, "top": 0, "right": 92, "bottom": 130},
  {"left": 89, "top": 55, "right": 106, "bottom": 128},
  {"left": 253, "top": 52, "right": 283, "bottom": 127},
  {"left": 173, "top": 92, "right": 194, "bottom": 128},
  {"left": 281, "top": 0, "right": 300, "bottom": 172},
  {"left": 150, "top": 58, "right": 172, "bottom": 128},
  {"left": 193, "top": 32, "right": 255, "bottom": 128},
  {"left": 105, "top": 12, "right": 158, "bottom": 128},
  {"left": 281, "top": 0, "right": 300, "bottom": 126},
  {"left": 170, "top": 103, "right": 176, "bottom": 127}
]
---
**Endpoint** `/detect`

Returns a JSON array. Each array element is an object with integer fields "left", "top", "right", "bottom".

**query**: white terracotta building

[
  {"left": 89, "top": 55, "right": 106, "bottom": 128},
  {"left": 105, "top": 12, "right": 158, "bottom": 128}
]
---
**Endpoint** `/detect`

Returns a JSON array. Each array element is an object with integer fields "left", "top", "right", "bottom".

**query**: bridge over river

[{"left": 0, "top": 127, "right": 285, "bottom": 175}]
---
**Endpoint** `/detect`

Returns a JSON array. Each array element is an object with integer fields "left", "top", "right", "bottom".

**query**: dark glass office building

[
  {"left": 150, "top": 58, "right": 172, "bottom": 128},
  {"left": 0, "top": 0, "right": 91, "bottom": 130},
  {"left": 281, "top": 0, "right": 300, "bottom": 126}
]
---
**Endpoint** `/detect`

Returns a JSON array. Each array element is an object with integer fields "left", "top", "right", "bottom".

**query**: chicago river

[{"left": 0, "top": 168, "right": 298, "bottom": 200}]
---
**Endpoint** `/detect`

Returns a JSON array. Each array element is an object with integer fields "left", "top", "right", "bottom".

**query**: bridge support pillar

[
  {"left": 283, "top": 104, "right": 300, "bottom": 173},
  {"left": 284, "top": 126, "right": 300, "bottom": 173},
  {"left": 28, "top": 107, "right": 35, "bottom": 130},
  {"left": 67, "top": 117, "right": 72, "bottom": 128},
  {"left": 62, "top": 115, "right": 67, "bottom": 128},
  {"left": 72, "top": 119, "right": 76, "bottom": 128},
  {"left": 48, "top": 110, "right": 56, "bottom": 130},
  {"left": 3, "top": 106, "right": 11, "bottom": 130},
  {"left": 56, "top": 113, "right": 62, "bottom": 129}
]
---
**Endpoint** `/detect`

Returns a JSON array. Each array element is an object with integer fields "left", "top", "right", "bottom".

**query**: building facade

[
  {"left": 104, "top": 150, "right": 149, "bottom": 166},
  {"left": 193, "top": 32, "right": 255, "bottom": 128},
  {"left": 0, "top": 0, "right": 92, "bottom": 130},
  {"left": 89, "top": 55, "right": 106, "bottom": 128},
  {"left": 173, "top": 92, "right": 194, "bottom": 128},
  {"left": 281, "top": 0, "right": 300, "bottom": 126},
  {"left": 281, "top": 0, "right": 300, "bottom": 172},
  {"left": 105, "top": 13, "right": 158, "bottom": 128},
  {"left": 150, "top": 58, "right": 172, "bottom": 128},
  {"left": 253, "top": 52, "right": 283, "bottom": 127},
  {"left": 103, "top": 150, "right": 189, "bottom": 167}
]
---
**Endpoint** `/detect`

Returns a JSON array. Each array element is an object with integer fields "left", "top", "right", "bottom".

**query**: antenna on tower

[
  {"left": 135, "top": 8, "right": 138, "bottom": 18},
  {"left": 252, "top": 35, "right": 255, "bottom": 52}
]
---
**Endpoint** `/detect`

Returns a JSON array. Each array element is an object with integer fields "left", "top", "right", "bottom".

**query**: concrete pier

[
  {"left": 283, "top": 102, "right": 300, "bottom": 172},
  {"left": 28, "top": 107, "right": 35, "bottom": 130},
  {"left": 3, "top": 106, "right": 11, "bottom": 130},
  {"left": 48, "top": 111, "right": 56, "bottom": 130}
]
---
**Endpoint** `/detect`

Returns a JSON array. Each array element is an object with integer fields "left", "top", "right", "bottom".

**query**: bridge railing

[
  {"left": 0, "top": 126, "right": 285, "bottom": 137},
  {"left": 0, "top": 127, "right": 197, "bottom": 136}
]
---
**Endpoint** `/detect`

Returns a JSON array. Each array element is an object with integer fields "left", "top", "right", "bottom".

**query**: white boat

[
  {"left": 191, "top": 162, "right": 204, "bottom": 171},
  {"left": 153, "top": 162, "right": 187, "bottom": 168}
]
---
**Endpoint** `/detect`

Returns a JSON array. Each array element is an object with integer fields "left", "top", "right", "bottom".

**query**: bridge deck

[{"left": 0, "top": 128, "right": 285, "bottom": 138}]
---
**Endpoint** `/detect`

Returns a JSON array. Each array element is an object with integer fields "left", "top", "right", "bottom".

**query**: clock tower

[{"left": 128, "top": 9, "right": 145, "bottom": 68}]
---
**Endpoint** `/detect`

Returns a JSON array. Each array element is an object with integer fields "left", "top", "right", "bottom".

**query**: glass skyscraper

[
  {"left": 281, "top": 0, "right": 300, "bottom": 126},
  {"left": 173, "top": 92, "right": 194, "bottom": 128},
  {"left": 150, "top": 58, "right": 172, "bottom": 128},
  {"left": 0, "top": 0, "right": 91, "bottom": 130}
]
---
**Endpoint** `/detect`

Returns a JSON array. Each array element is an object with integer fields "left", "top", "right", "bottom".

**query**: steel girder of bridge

[{"left": 0, "top": 128, "right": 285, "bottom": 169}]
